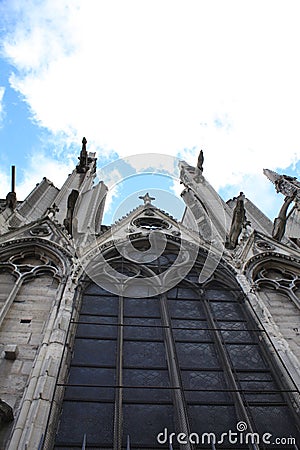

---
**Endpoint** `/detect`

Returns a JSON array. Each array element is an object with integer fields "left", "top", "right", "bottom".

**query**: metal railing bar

[
  {"left": 56, "top": 382, "right": 299, "bottom": 393},
  {"left": 81, "top": 433, "right": 86, "bottom": 450}
]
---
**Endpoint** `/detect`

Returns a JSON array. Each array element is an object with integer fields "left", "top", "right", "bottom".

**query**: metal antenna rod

[{"left": 11, "top": 165, "right": 16, "bottom": 193}]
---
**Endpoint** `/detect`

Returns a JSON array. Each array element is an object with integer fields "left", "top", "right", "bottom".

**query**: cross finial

[{"left": 139, "top": 192, "right": 155, "bottom": 205}]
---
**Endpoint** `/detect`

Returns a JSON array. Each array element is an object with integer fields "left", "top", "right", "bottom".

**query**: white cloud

[
  {"left": 170, "top": 178, "right": 184, "bottom": 201},
  {"left": 103, "top": 184, "right": 121, "bottom": 220},
  {"left": 0, "top": 168, "right": 10, "bottom": 198},
  {"left": 2, "top": 0, "right": 300, "bottom": 214},
  {"left": 14, "top": 152, "right": 75, "bottom": 200},
  {"left": 219, "top": 172, "right": 284, "bottom": 221}
]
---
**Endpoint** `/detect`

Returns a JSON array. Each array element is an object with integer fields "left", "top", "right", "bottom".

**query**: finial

[
  {"left": 263, "top": 168, "right": 280, "bottom": 185},
  {"left": 139, "top": 193, "right": 155, "bottom": 205},
  {"left": 82, "top": 137, "right": 87, "bottom": 150}
]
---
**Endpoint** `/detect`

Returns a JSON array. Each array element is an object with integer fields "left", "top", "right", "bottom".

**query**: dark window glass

[
  {"left": 72, "top": 338, "right": 117, "bottom": 366},
  {"left": 54, "top": 265, "right": 300, "bottom": 448},
  {"left": 80, "top": 294, "right": 118, "bottom": 315},
  {"left": 123, "top": 341, "right": 166, "bottom": 368},
  {"left": 54, "top": 402, "right": 114, "bottom": 447},
  {"left": 122, "top": 404, "right": 175, "bottom": 448},
  {"left": 124, "top": 297, "right": 160, "bottom": 317}
]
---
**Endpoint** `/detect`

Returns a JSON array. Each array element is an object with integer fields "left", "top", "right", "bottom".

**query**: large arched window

[{"left": 53, "top": 241, "right": 300, "bottom": 449}]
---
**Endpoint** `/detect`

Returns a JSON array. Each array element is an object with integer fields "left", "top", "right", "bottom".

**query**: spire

[
  {"left": 263, "top": 168, "right": 300, "bottom": 198},
  {"left": 263, "top": 168, "right": 281, "bottom": 185}
]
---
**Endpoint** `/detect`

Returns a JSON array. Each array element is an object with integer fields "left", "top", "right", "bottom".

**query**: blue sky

[{"left": 1, "top": 1, "right": 300, "bottom": 224}]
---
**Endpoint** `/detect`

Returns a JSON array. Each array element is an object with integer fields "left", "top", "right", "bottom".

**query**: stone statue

[
  {"left": 46, "top": 203, "right": 59, "bottom": 218},
  {"left": 197, "top": 150, "right": 204, "bottom": 172},
  {"left": 139, "top": 193, "right": 155, "bottom": 205},
  {"left": 5, "top": 191, "right": 17, "bottom": 210},
  {"left": 76, "top": 137, "right": 88, "bottom": 173},
  {"left": 226, "top": 192, "right": 249, "bottom": 250},
  {"left": 64, "top": 190, "right": 79, "bottom": 235},
  {"left": 272, "top": 194, "right": 295, "bottom": 242}
]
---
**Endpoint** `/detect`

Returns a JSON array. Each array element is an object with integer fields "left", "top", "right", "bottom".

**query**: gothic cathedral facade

[{"left": 0, "top": 140, "right": 300, "bottom": 449}]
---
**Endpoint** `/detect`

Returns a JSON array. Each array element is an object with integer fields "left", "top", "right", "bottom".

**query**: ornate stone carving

[
  {"left": 226, "top": 192, "right": 250, "bottom": 250},
  {"left": 5, "top": 191, "right": 17, "bottom": 211},
  {"left": 76, "top": 137, "right": 89, "bottom": 173},
  {"left": 30, "top": 225, "right": 51, "bottom": 237},
  {"left": 63, "top": 190, "right": 79, "bottom": 235},
  {"left": 244, "top": 251, "right": 300, "bottom": 275},
  {"left": 197, "top": 149, "right": 204, "bottom": 172},
  {"left": 255, "top": 240, "right": 275, "bottom": 251},
  {"left": 264, "top": 169, "right": 300, "bottom": 242},
  {"left": 138, "top": 193, "right": 155, "bottom": 205},
  {"left": 253, "top": 264, "right": 300, "bottom": 309},
  {"left": 264, "top": 169, "right": 300, "bottom": 198},
  {"left": 46, "top": 203, "right": 59, "bottom": 219}
]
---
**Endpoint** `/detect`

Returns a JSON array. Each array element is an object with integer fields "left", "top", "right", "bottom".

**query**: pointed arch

[{"left": 49, "top": 236, "right": 300, "bottom": 448}]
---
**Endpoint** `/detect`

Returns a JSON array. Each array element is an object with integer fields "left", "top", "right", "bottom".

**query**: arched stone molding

[
  {"left": 0, "top": 239, "right": 72, "bottom": 328},
  {"left": 245, "top": 252, "right": 300, "bottom": 310},
  {"left": 0, "top": 239, "right": 75, "bottom": 450},
  {"left": 47, "top": 235, "right": 300, "bottom": 448},
  {"left": 243, "top": 252, "right": 300, "bottom": 393},
  {"left": 244, "top": 250, "right": 300, "bottom": 277},
  {"left": 79, "top": 232, "right": 237, "bottom": 280},
  {"left": 0, "top": 237, "right": 73, "bottom": 278}
]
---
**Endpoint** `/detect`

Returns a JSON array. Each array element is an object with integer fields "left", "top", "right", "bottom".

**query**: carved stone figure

[
  {"left": 46, "top": 203, "right": 59, "bottom": 218},
  {"left": 76, "top": 137, "right": 88, "bottom": 173},
  {"left": 5, "top": 191, "right": 17, "bottom": 210},
  {"left": 272, "top": 194, "right": 295, "bottom": 242},
  {"left": 226, "top": 192, "right": 249, "bottom": 249},
  {"left": 139, "top": 193, "right": 155, "bottom": 205},
  {"left": 197, "top": 150, "right": 204, "bottom": 172},
  {"left": 64, "top": 189, "right": 79, "bottom": 235}
]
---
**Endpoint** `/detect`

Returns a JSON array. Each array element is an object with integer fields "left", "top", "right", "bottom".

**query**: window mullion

[
  {"left": 160, "top": 292, "right": 193, "bottom": 450},
  {"left": 113, "top": 295, "right": 124, "bottom": 450},
  {"left": 202, "top": 294, "right": 257, "bottom": 438}
]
